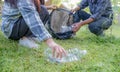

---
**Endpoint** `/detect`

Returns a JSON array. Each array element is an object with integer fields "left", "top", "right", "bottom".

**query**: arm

[
  {"left": 17, "top": 0, "right": 51, "bottom": 41},
  {"left": 71, "top": 0, "right": 88, "bottom": 12},
  {"left": 17, "top": 0, "right": 66, "bottom": 58},
  {"left": 79, "top": 18, "right": 94, "bottom": 26},
  {"left": 72, "top": 18, "right": 94, "bottom": 33},
  {"left": 46, "top": 5, "right": 57, "bottom": 10},
  {"left": 71, "top": 6, "right": 80, "bottom": 12},
  {"left": 90, "top": 0, "right": 109, "bottom": 20}
]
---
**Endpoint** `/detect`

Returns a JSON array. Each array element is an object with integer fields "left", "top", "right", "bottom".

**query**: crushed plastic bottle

[
  {"left": 44, "top": 48, "right": 87, "bottom": 63},
  {"left": 60, "top": 25, "right": 73, "bottom": 33}
]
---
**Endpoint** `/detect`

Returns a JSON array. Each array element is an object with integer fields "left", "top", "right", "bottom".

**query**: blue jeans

[{"left": 73, "top": 10, "right": 113, "bottom": 36}]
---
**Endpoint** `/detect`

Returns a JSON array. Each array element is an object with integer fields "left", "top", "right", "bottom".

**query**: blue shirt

[
  {"left": 78, "top": 0, "right": 113, "bottom": 20},
  {"left": 1, "top": 0, "right": 52, "bottom": 41}
]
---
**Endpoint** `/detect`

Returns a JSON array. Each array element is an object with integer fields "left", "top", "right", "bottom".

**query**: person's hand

[
  {"left": 72, "top": 22, "right": 82, "bottom": 33},
  {"left": 71, "top": 6, "right": 80, "bottom": 13},
  {"left": 71, "top": 9, "right": 76, "bottom": 13},
  {"left": 47, "top": 5, "right": 58, "bottom": 10},
  {"left": 45, "top": 38, "right": 66, "bottom": 59}
]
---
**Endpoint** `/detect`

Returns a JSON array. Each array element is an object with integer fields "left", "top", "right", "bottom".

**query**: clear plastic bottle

[
  {"left": 44, "top": 48, "right": 87, "bottom": 63},
  {"left": 60, "top": 25, "right": 73, "bottom": 33}
]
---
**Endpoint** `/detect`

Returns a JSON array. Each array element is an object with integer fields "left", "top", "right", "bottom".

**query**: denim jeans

[
  {"left": 9, "top": 5, "right": 49, "bottom": 40},
  {"left": 73, "top": 10, "right": 113, "bottom": 36}
]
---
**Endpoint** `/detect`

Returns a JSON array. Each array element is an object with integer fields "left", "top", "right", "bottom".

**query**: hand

[
  {"left": 71, "top": 9, "right": 76, "bottom": 13},
  {"left": 45, "top": 38, "right": 66, "bottom": 59},
  {"left": 71, "top": 6, "right": 80, "bottom": 13},
  {"left": 72, "top": 22, "right": 82, "bottom": 33},
  {"left": 48, "top": 5, "right": 58, "bottom": 10}
]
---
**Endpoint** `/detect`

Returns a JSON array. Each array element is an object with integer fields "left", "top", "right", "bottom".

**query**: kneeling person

[{"left": 72, "top": 0, "right": 113, "bottom": 36}]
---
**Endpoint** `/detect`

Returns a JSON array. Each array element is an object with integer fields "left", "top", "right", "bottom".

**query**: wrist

[
  {"left": 79, "top": 21, "right": 84, "bottom": 27},
  {"left": 45, "top": 38, "right": 56, "bottom": 48},
  {"left": 46, "top": 6, "right": 52, "bottom": 10},
  {"left": 77, "top": 22, "right": 82, "bottom": 27}
]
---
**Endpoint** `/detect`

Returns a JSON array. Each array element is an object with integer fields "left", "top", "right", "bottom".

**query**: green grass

[
  {"left": 0, "top": 1, "right": 120, "bottom": 72},
  {"left": 0, "top": 23, "right": 120, "bottom": 72}
]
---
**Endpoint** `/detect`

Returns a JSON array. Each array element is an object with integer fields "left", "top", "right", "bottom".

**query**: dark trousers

[
  {"left": 9, "top": 5, "right": 49, "bottom": 40},
  {"left": 73, "top": 10, "right": 113, "bottom": 36}
]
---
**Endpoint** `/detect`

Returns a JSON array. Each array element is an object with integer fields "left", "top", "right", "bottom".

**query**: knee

[
  {"left": 75, "top": 10, "right": 86, "bottom": 16},
  {"left": 74, "top": 10, "right": 90, "bottom": 21},
  {"left": 88, "top": 24, "right": 103, "bottom": 35}
]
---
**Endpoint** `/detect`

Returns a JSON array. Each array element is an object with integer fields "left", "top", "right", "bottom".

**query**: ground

[
  {"left": 0, "top": 1, "right": 120, "bottom": 72},
  {"left": 0, "top": 23, "right": 120, "bottom": 72}
]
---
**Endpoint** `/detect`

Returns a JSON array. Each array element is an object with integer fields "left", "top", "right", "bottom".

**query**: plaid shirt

[
  {"left": 1, "top": 0, "right": 52, "bottom": 41},
  {"left": 78, "top": 0, "right": 113, "bottom": 20}
]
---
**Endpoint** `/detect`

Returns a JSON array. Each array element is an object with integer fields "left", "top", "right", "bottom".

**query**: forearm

[
  {"left": 46, "top": 5, "right": 57, "bottom": 10},
  {"left": 18, "top": 1, "right": 52, "bottom": 42},
  {"left": 78, "top": 18, "right": 94, "bottom": 26},
  {"left": 46, "top": 6, "right": 51, "bottom": 10},
  {"left": 45, "top": 38, "right": 55, "bottom": 47}
]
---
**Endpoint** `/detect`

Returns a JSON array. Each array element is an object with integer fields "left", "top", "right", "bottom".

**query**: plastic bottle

[
  {"left": 60, "top": 25, "right": 73, "bottom": 33},
  {"left": 44, "top": 48, "right": 87, "bottom": 63}
]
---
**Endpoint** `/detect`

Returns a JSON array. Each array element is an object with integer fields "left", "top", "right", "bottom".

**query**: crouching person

[
  {"left": 72, "top": 0, "right": 113, "bottom": 36},
  {"left": 1, "top": 0, "right": 66, "bottom": 58}
]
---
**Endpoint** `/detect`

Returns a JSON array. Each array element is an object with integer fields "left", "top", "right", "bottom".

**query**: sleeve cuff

[
  {"left": 90, "top": 15, "right": 98, "bottom": 21},
  {"left": 38, "top": 33, "right": 52, "bottom": 42}
]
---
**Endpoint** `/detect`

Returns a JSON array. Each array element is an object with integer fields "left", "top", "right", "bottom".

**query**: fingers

[
  {"left": 51, "top": 5, "right": 58, "bottom": 10},
  {"left": 52, "top": 47, "right": 55, "bottom": 57},
  {"left": 47, "top": 39, "right": 67, "bottom": 59},
  {"left": 53, "top": 5, "right": 58, "bottom": 8},
  {"left": 72, "top": 24, "right": 78, "bottom": 32},
  {"left": 55, "top": 46, "right": 61, "bottom": 58},
  {"left": 52, "top": 44, "right": 67, "bottom": 59},
  {"left": 71, "top": 8, "right": 77, "bottom": 13},
  {"left": 71, "top": 9, "right": 75, "bottom": 13},
  {"left": 62, "top": 48, "right": 67, "bottom": 56}
]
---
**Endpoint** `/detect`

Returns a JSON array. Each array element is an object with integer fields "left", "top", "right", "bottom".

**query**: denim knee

[
  {"left": 77, "top": 10, "right": 91, "bottom": 20},
  {"left": 88, "top": 24, "right": 103, "bottom": 35}
]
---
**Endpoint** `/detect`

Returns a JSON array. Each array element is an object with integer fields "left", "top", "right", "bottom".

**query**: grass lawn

[
  {"left": 0, "top": 1, "right": 120, "bottom": 71},
  {"left": 0, "top": 19, "right": 120, "bottom": 72}
]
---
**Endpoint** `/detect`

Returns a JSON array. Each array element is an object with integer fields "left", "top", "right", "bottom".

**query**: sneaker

[
  {"left": 31, "top": 37, "right": 41, "bottom": 44},
  {"left": 19, "top": 37, "right": 39, "bottom": 48}
]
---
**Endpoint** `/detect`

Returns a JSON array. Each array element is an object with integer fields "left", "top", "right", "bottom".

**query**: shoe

[
  {"left": 31, "top": 37, "right": 41, "bottom": 44},
  {"left": 19, "top": 37, "right": 38, "bottom": 48}
]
